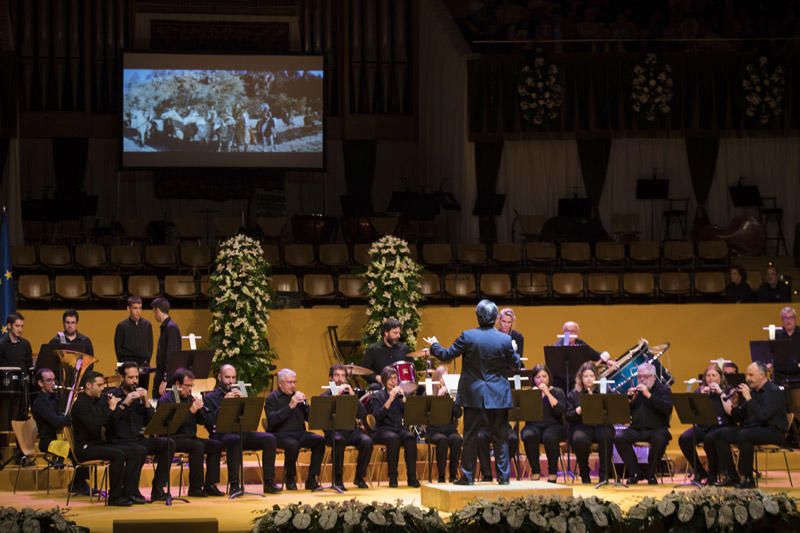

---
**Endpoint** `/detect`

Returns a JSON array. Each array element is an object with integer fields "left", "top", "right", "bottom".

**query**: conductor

[{"left": 425, "top": 299, "right": 521, "bottom": 485}]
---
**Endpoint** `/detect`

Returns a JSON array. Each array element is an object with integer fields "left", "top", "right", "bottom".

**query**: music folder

[
  {"left": 308, "top": 395, "right": 359, "bottom": 432},
  {"left": 166, "top": 349, "right": 214, "bottom": 380},
  {"left": 403, "top": 395, "right": 454, "bottom": 428},
  {"left": 215, "top": 397, "right": 265, "bottom": 434},
  {"left": 144, "top": 402, "right": 191, "bottom": 436},
  {"left": 508, "top": 389, "right": 542, "bottom": 423},
  {"left": 579, "top": 394, "right": 631, "bottom": 426},
  {"left": 672, "top": 393, "right": 719, "bottom": 428}
]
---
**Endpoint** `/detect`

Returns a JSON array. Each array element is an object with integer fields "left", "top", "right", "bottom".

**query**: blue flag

[{"left": 0, "top": 208, "right": 14, "bottom": 335}]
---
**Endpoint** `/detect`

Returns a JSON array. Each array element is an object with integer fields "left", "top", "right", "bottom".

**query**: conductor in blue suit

[{"left": 425, "top": 299, "right": 521, "bottom": 485}]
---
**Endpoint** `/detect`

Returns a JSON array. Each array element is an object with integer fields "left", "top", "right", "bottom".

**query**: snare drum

[
  {"left": 0, "top": 367, "right": 24, "bottom": 394},
  {"left": 392, "top": 361, "right": 417, "bottom": 395}
]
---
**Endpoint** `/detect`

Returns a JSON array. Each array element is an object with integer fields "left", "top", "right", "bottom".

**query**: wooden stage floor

[{"left": 4, "top": 472, "right": 800, "bottom": 533}]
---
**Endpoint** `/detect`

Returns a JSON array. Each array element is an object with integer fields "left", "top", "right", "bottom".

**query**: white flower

[
  {"left": 367, "top": 510, "right": 386, "bottom": 525},
  {"left": 482, "top": 506, "right": 501, "bottom": 524},
  {"left": 274, "top": 508, "right": 293, "bottom": 525},
  {"left": 291, "top": 512, "right": 311, "bottom": 529}
]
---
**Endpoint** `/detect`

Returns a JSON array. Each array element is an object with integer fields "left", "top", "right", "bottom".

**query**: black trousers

[
  {"left": 113, "top": 437, "right": 174, "bottom": 489},
  {"left": 522, "top": 423, "right": 565, "bottom": 476},
  {"left": 477, "top": 426, "right": 518, "bottom": 479},
  {"left": 275, "top": 431, "right": 325, "bottom": 482},
  {"left": 372, "top": 427, "right": 418, "bottom": 481},
  {"left": 428, "top": 428, "right": 463, "bottom": 481},
  {"left": 463, "top": 407, "right": 510, "bottom": 482},
  {"left": 678, "top": 425, "right": 727, "bottom": 479},
  {"left": 173, "top": 437, "right": 222, "bottom": 490},
  {"left": 76, "top": 443, "right": 144, "bottom": 499},
  {"left": 216, "top": 431, "right": 277, "bottom": 486},
  {"left": 713, "top": 426, "right": 786, "bottom": 479},
  {"left": 614, "top": 427, "right": 671, "bottom": 479},
  {"left": 570, "top": 424, "right": 614, "bottom": 481},
  {"left": 326, "top": 429, "right": 373, "bottom": 481}
]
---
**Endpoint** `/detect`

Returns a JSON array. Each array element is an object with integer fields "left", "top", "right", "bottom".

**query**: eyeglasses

[{"left": 638, "top": 374, "right": 656, "bottom": 379}]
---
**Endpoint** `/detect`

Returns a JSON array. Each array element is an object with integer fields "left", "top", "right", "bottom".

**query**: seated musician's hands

[
  {"left": 423, "top": 336, "right": 438, "bottom": 345},
  {"left": 636, "top": 383, "right": 651, "bottom": 398},
  {"left": 190, "top": 395, "right": 204, "bottom": 413},
  {"left": 108, "top": 395, "right": 121, "bottom": 410},
  {"left": 575, "top": 406, "right": 582, "bottom": 415},
  {"left": 339, "top": 384, "right": 353, "bottom": 395},
  {"left": 708, "top": 382, "right": 722, "bottom": 394},
  {"left": 158, "top": 382, "right": 167, "bottom": 397},
  {"left": 136, "top": 387, "right": 148, "bottom": 399},
  {"left": 738, "top": 383, "right": 752, "bottom": 401},
  {"left": 124, "top": 391, "right": 139, "bottom": 406},
  {"left": 224, "top": 389, "right": 241, "bottom": 399}
]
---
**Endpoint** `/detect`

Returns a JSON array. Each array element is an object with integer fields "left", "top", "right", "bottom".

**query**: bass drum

[{"left": 600, "top": 340, "right": 673, "bottom": 392}]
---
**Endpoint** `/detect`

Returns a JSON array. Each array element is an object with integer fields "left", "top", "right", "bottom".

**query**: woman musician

[
  {"left": 426, "top": 366, "right": 463, "bottom": 483},
  {"left": 522, "top": 364, "right": 566, "bottom": 483},
  {"left": 677, "top": 363, "right": 735, "bottom": 485},
  {"left": 566, "top": 362, "right": 614, "bottom": 484}
]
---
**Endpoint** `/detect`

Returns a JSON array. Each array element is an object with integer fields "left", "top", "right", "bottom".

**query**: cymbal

[
  {"left": 649, "top": 343, "right": 670, "bottom": 354},
  {"left": 343, "top": 364, "right": 373, "bottom": 376}
]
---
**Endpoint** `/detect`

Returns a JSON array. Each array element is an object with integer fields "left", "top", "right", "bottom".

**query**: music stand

[
  {"left": 672, "top": 393, "right": 719, "bottom": 489},
  {"left": 557, "top": 197, "right": 591, "bottom": 220},
  {"left": 216, "top": 397, "right": 266, "bottom": 498},
  {"left": 725, "top": 373, "right": 746, "bottom": 388},
  {"left": 308, "top": 394, "right": 359, "bottom": 493},
  {"left": 144, "top": 402, "right": 192, "bottom": 505},
  {"left": 404, "top": 395, "right": 455, "bottom": 483},
  {"left": 769, "top": 340, "right": 797, "bottom": 375},
  {"left": 507, "top": 389, "right": 542, "bottom": 480},
  {"left": 580, "top": 394, "right": 630, "bottom": 489},
  {"left": 749, "top": 341, "right": 773, "bottom": 365},
  {"left": 166, "top": 350, "right": 214, "bottom": 381},
  {"left": 729, "top": 184, "right": 761, "bottom": 208}
]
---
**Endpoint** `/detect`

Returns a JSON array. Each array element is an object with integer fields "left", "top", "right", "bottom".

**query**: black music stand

[
  {"left": 165, "top": 350, "right": 214, "bottom": 381},
  {"left": 725, "top": 373, "right": 746, "bottom": 388},
  {"left": 558, "top": 197, "right": 592, "bottom": 220},
  {"left": 729, "top": 184, "right": 761, "bottom": 208},
  {"left": 750, "top": 340, "right": 797, "bottom": 380},
  {"left": 216, "top": 397, "right": 266, "bottom": 498},
  {"left": 672, "top": 393, "right": 719, "bottom": 489},
  {"left": 544, "top": 346, "right": 596, "bottom": 396},
  {"left": 308, "top": 394, "right": 359, "bottom": 493},
  {"left": 506, "top": 369, "right": 535, "bottom": 392},
  {"left": 144, "top": 402, "right": 191, "bottom": 505},
  {"left": 508, "top": 389, "right": 542, "bottom": 480},
  {"left": 404, "top": 395, "right": 455, "bottom": 483},
  {"left": 580, "top": 394, "right": 630, "bottom": 489}
]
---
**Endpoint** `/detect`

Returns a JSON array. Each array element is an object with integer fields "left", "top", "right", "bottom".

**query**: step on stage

[{"left": 421, "top": 480, "right": 573, "bottom": 512}]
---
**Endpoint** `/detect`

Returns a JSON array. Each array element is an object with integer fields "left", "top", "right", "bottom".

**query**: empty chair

[
  {"left": 491, "top": 244, "right": 522, "bottom": 266},
  {"left": 697, "top": 240, "right": 729, "bottom": 266},
  {"left": 164, "top": 275, "right": 197, "bottom": 300},
  {"left": 623, "top": 273, "right": 655, "bottom": 297},
  {"left": 214, "top": 216, "right": 242, "bottom": 239},
  {"left": 91, "top": 275, "right": 125, "bottom": 300},
  {"left": 695, "top": 272, "right": 726, "bottom": 297},
  {"left": 38, "top": 244, "right": 71, "bottom": 269},
  {"left": 303, "top": 274, "right": 336, "bottom": 300},
  {"left": 422, "top": 243, "right": 453, "bottom": 267},
  {"left": 145, "top": 245, "right": 177, "bottom": 269},
  {"left": 261, "top": 243, "right": 281, "bottom": 267},
  {"left": 200, "top": 275, "right": 211, "bottom": 298},
  {"left": 444, "top": 273, "right": 477, "bottom": 299},
  {"left": 560, "top": 242, "right": 591, "bottom": 267},
  {"left": 456, "top": 244, "right": 487, "bottom": 266},
  {"left": 659, "top": 272, "right": 691, "bottom": 297},
  {"left": 256, "top": 216, "right": 287, "bottom": 241},
  {"left": 525, "top": 242, "right": 557, "bottom": 266},
  {"left": 283, "top": 244, "right": 316, "bottom": 268},
  {"left": 516, "top": 215, "right": 546, "bottom": 241},
  {"left": 353, "top": 244, "right": 372, "bottom": 267},
  {"left": 118, "top": 217, "right": 149, "bottom": 241},
  {"left": 55, "top": 276, "right": 89, "bottom": 301},
  {"left": 611, "top": 213, "right": 640, "bottom": 240},
  {"left": 552, "top": 273, "right": 584, "bottom": 297},
  {"left": 662, "top": 240, "right": 694, "bottom": 265},
  {"left": 180, "top": 243, "right": 212, "bottom": 270},
  {"left": 370, "top": 216, "right": 399, "bottom": 237},
  {"left": 480, "top": 273, "right": 512, "bottom": 299},
  {"left": 338, "top": 274, "right": 367, "bottom": 300},
  {"left": 128, "top": 275, "right": 161, "bottom": 299},
  {"left": 587, "top": 273, "right": 619, "bottom": 297},
  {"left": 516, "top": 272, "right": 548, "bottom": 298},
  {"left": 594, "top": 242, "right": 625, "bottom": 267},
  {"left": 272, "top": 274, "right": 300, "bottom": 293},
  {"left": 75, "top": 244, "right": 107, "bottom": 269},
  {"left": 17, "top": 275, "right": 52, "bottom": 301},
  {"left": 629, "top": 241, "right": 660, "bottom": 266},
  {"left": 420, "top": 271, "right": 442, "bottom": 299},
  {"left": 11, "top": 245, "right": 37, "bottom": 270},
  {"left": 110, "top": 245, "right": 144, "bottom": 269},
  {"left": 173, "top": 215, "right": 205, "bottom": 241},
  {"left": 319, "top": 244, "right": 350, "bottom": 268}
]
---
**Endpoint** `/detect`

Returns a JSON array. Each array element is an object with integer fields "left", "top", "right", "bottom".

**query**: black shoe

[
  {"left": 738, "top": 477, "right": 756, "bottom": 489},
  {"left": 69, "top": 482, "right": 91, "bottom": 497},
  {"left": 187, "top": 488, "right": 207, "bottom": 497},
  {"left": 150, "top": 486, "right": 170, "bottom": 502},
  {"left": 498, "top": 479, "right": 510, "bottom": 485},
  {"left": 129, "top": 495, "right": 147, "bottom": 505},
  {"left": 354, "top": 478, "right": 369, "bottom": 489},
  {"left": 480, "top": 476, "right": 493, "bottom": 483},
  {"left": 581, "top": 475, "right": 592, "bottom": 484},
  {"left": 717, "top": 476, "right": 740, "bottom": 487},
  {"left": 693, "top": 471, "right": 708, "bottom": 484},
  {"left": 228, "top": 484, "right": 244, "bottom": 498},
  {"left": 305, "top": 478, "right": 321, "bottom": 491},
  {"left": 285, "top": 480, "right": 298, "bottom": 491},
  {"left": 389, "top": 478, "right": 399, "bottom": 488},
  {"left": 437, "top": 476, "right": 446, "bottom": 483},
  {"left": 454, "top": 477, "right": 473, "bottom": 486},
  {"left": 646, "top": 477, "right": 658, "bottom": 485},
  {"left": 263, "top": 482, "right": 282, "bottom": 494},
  {"left": 204, "top": 484, "right": 225, "bottom": 497},
  {"left": 407, "top": 478, "right": 421, "bottom": 488},
  {"left": 702, "top": 477, "right": 718, "bottom": 487},
  {"left": 109, "top": 496, "right": 134, "bottom": 507}
]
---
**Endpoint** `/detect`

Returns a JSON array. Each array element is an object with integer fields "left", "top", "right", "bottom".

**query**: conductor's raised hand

[{"left": 423, "top": 336, "right": 438, "bottom": 346}]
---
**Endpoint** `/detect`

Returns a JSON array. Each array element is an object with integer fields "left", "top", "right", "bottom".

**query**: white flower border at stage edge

[
  {"left": 517, "top": 57, "right": 563, "bottom": 126},
  {"left": 362, "top": 235, "right": 423, "bottom": 349},
  {"left": 632, "top": 53, "right": 673, "bottom": 122},
  {"left": 208, "top": 233, "right": 276, "bottom": 392},
  {"left": 742, "top": 56, "right": 786, "bottom": 125}
]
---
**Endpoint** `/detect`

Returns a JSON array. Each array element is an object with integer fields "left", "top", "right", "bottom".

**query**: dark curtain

[
  {"left": 342, "top": 139, "right": 377, "bottom": 214},
  {"left": 577, "top": 137, "right": 611, "bottom": 208},
  {"left": 51, "top": 137, "right": 88, "bottom": 198},
  {"left": 474, "top": 141, "right": 504, "bottom": 242},
  {"left": 0, "top": 138, "right": 8, "bottom": 187},
  {"left": 685, "top": 136, "right": 719, "bottom": 222}
]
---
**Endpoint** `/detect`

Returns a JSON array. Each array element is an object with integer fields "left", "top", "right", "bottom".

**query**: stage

[{"left": 3, "top": 472, "right": 799, "bottom": 533}]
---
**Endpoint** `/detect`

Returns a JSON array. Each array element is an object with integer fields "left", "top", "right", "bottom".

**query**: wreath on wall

[
  {"left": 632, "top": 53, "right": 673, "bottom": 122},
  {"left": 517, "top": 57, "right": 562, "bottom": 126},
  {"left": 742, "top": 56, "right": 785, "bottom": 125}
]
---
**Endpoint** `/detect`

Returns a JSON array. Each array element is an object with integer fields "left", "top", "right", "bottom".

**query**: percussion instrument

[
  {"left": 342, "top": 364, "right": 372, "bottom": 377},
  {"left": 392, "top": 361, "right": 418, "bottom": 395},
  {"left": 600, "top": 339, "right": 673, "bottom": 392},
  {"left": 0, "top": 367, "right": 24, "bottom": 393}
]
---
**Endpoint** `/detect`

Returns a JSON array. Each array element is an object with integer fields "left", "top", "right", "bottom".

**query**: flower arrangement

[
  {"left": 0, "top": 506, "right": 88, "bottom": 532},
  {"left": 208, "top": 234, "right": 277, "bottom": 392},
  {"left": 742, "top": 56, "right": 786, "bottom": 125},
  {"left": 252, "top": 500, "right": 446, "bottom": 532},
  {"left": 632, "top": 53, "right": 673, "bottom": 122},
  {"left": 449, "top": 495, "right": 623, "bottom": 532},
  {"left": 517, "top": 57, "right": 562, "bottom": 126},
  {"left": 626, "top": 488, "right": 799, "bottom": 532},
  {"left": 362, "top": 236, "right": 423, "bottom": 349}
]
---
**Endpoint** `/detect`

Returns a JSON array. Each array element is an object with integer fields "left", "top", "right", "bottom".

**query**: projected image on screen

[{"left": 122, "top": 53, "right": 324, "bottom": 169}]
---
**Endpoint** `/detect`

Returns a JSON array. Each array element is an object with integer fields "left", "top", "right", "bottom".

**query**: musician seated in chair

[
  {"left": 48, "top": 309, "right": 94, "bottom": 355},
  {"left": 320, "top": 364, "right": 372, "bottom": 490},
  {"left": 264, "top": 368, "right": 325, "bottom": 491},
  {"left": 522, "top": 364, "right": 566, "bottom": 483},
  {"left": 567, "top": 362, "right": 614, "bottom": 484},
  {"left": 427, "top": 366, "right": 463, "bottom": 483},
  {"left": 157, "top": 368, "right": 224, "bottom": 497},
  {"left": 361, "top": 318, "right": 415, "bottom": 390},
  {"left": 552, "top": 321, "right": 617, "bottom": 389},
  {"left": 369, "top": 366, "right": 421, "bottom": 487},
  {"left": 614, "top": 362, "right": 673, "bottom": 485},
  {"left": 711, "top": 361, "right": 788, "bottom": 488},
  {"left": 202, "top": 364, "right": 281, "bottom": 497}
]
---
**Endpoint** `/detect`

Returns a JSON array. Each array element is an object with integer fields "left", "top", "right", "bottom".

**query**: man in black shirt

[
  {"left": 202, "top": 364, "right": 281, "bottom": 497},
  {"left": 552, "top": 321, "right": 616, "bottom": 390},
  {"left": 49, "top": 309, "right": 94, "bottom": 355},
  {"left": 265, "top": 368, "right": 324, "bottom": 491},
  {"left": 712, "top": 361, "right": 789, "bottom": 488},
  {"left": 0, "top": 312, "right": 33, "bottom": 369},
  {"left": 613, "top": 362, "right": 673, "bottom": 485},
  {"left": 151, "top": 297, "right": 181, "bottom": 398},
  {"left": 757, "top": 266, "right": 791, "bottom": 303},
  {"left": 776, "top": 307, "right": 800, "bottom": 365},
  {"left": 106, "top": 362, "right": 174, "bottom": 502},
  {"left": 361, "top": 318, "right": 415, "bottom": 388},
  {"left": 114, "top": 296, "right": 154, "bottom": 392},
  {"left": 320, "top": 364, "right": 372, "bottom": 490},
  {"left": 158, "top": 368, "right": 223, "bottom": 497},
  {"left": 71, "top": 371, "right": 139, "bottom": 506}
]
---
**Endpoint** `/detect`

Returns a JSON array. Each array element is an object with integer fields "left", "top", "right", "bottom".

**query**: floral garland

[
  {"left": 632, "top": 53, "right": 673, "bottom": 122},
  {"left": 742, "top": 56, "right": 786, "bottom": 125},
  {"left": 517, "top": 57, "right": 562, "bottom": 126},
  {"left": 0, "top": 506, "right": 88, "bottom": 532},
  {"left": 362, "top": 235, "right": 423, "bottom": 349},
  {"left": 208, "top": 234, "right": 276, "bottom": 392}
]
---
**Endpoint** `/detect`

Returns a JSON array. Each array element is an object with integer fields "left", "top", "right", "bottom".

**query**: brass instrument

[{"left": 55, "top": 350, "right": 97, "bottom": 415}]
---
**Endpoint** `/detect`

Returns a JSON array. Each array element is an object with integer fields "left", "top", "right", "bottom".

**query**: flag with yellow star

[{"left": 0, "top": 207, "right": 14, "bottom": 335}]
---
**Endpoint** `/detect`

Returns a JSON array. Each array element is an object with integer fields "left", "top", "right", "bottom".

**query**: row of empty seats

[{"left": 17, "top": 274, "right": 209, "bottom": 304}]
